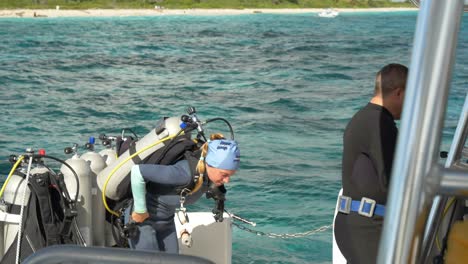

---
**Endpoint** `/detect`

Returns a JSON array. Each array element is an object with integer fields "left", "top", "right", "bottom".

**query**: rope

[
  {"left": 16, "top": 156, "right": 33, "bottom": 264},
  {"left": 231, "top": 221, "right": 332, "bottom": 239}
]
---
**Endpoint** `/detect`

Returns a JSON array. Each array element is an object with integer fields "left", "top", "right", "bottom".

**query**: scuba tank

[
  {"left": 96, "top": 116, "right": 186, "bottom": 201},
  {"left": 99, "top": 134, "right": 117, "bottom": 166},
  {"left": 0, "top": 149, "right": 85, "bottom": 263},
  {"left": 81, "top": 137, "right": 107, "bottom": 247},
  {"left": 97, "top": 134, "right": 120, "bottom": 246},
  {"left": 98, "top": 127, "right": 138, "bottom": 166},
  {"left": 0, "top": 169, "right": 28, "bottom": 256},
  {"left": 1, "top": 155, "right": 33, "bottom": 257},
  {"left": 1, "top": 151, "right": 51, "bottom": 257},
  {"left": 60, "top": 144, "right": 93, "bottom": 246}
]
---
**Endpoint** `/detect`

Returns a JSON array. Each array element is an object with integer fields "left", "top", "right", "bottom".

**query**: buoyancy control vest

[
  {"left": 137, "top": 137, "right": 226, "bottom": 218},
  {"left": 1, "top": 169, "right": 80, "bottom": 263},
  {"left": 146, "top": 139, "right": 205, "bottom": 196},
  {"left": 97, "top": 117, "right": 186, "bottom": 201},
  {"left": 108, "top": 137, "right": 206, "bottom": 247},
  {"left": 106, "top": 136, "right": 203, "bottom": 210}
]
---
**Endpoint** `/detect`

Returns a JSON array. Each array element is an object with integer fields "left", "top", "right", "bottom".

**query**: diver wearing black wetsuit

[
  {"left": 334, "top": 63, "right": 407, "bottom": 264},
  {"left": 335, "top": 103, "right": 397, "bottom": 263}
]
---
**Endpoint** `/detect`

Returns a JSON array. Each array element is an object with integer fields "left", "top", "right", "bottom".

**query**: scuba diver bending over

[{"left": 128, "top": 133, "right": 240, "bottom": 253}]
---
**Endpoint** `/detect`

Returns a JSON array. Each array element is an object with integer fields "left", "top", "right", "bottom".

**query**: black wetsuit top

[{"left": 335, "top": 103, "right": 398, "bottom": 264}]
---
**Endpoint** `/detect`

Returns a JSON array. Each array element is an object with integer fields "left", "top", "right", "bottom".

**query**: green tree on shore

[{"left": 0, "top": 0, "right": 413, "bottom": 9}]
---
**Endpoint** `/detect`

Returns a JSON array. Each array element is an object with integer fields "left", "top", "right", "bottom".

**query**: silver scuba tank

[
  {"left": 97, "top": 135, "right": 118, "bottom": 246},
  {"left": 2, "top": 172, "right": 31, "bottom": 206},
  {"left": 2, "top": 162, "right": 47, "bottom": 256},
  {"left": 2, "top": 170, "right": 31, "bottom": 256},
  {"left": 60, "top": 145, "right": 93, "bottom": 246},
  {"left": 81, "top": 137, "right": 107, "bottom": 247},
  {"left": 96, "top": 117, "right": 185, "bottom": 200},
  {"left": 98, "top": 135, "right": 117, "bottom": 166},
  {"left": 99, "top": 148, "right": 117, "bottom": 166}
]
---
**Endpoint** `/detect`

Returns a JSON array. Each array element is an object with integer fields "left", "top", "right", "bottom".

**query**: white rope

[
  {"left": 16, "top": 156, "right": 33, "bottom": 264},
  {"left": 232, "top": 221, "right": 332, "bottom": 239}
]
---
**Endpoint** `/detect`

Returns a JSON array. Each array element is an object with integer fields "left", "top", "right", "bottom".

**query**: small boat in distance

[{"left": 318, "top": 8, "right": 339, "bottom": 18}]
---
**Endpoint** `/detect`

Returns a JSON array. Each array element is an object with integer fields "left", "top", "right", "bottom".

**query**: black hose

[
  {"left": 42, "top": 155, "right": 80, "bottom": 203},
  {"left": 43, "top": 164, "right": 73, "bottom": 203},
  {"left": 110, "top": 213, "right": 122, "bottom": 247},
  {"left": 122, "top": 128, "right": 139, "bottom": 140},
  {"left": 205, "top": 117, "right": 235, "bottom": 140}
]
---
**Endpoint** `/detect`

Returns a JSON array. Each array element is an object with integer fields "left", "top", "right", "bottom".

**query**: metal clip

[
  {"left": 179, "top": 196, "right": 186, "bottom": 210},
  {"left": 178, "top": 188, "right": 191, "bottom": 225},
  {"left": 179, "top": 188, "right": 191, "bottom": 210}
]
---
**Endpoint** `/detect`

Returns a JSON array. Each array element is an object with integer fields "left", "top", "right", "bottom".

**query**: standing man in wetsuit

[{"left": 334, "top": 63, "right": 408, "bottom": 264}]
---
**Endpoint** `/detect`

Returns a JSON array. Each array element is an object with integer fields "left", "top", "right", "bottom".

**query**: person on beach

[
  {"left": 128, "top": 133, "right": 240, "bottom": 253},
  {"left": 334, "top": 63, "right": 408, "bottom": 264}
]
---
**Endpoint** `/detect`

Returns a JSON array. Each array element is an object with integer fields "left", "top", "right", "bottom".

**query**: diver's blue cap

[{"left": 205, "top": 140, "right": 240, "bottom": 171}]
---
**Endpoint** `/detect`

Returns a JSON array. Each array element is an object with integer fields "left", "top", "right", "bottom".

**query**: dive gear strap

[{"left": 338, "top": 195, "right": 385, "bottom": 217}]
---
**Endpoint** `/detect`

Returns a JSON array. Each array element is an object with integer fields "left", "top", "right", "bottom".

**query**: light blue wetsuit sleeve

[{"left": 131, "top": 165, "right": 147, "bottom": 213}]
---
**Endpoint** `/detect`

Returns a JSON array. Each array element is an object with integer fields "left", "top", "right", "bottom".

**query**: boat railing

[
  {"left": 22, "top": 245, "right": 214, "bottom": 264},
  {"left": 421, "top": 93, "right": 468, "bottom": 263},
  {"left": 378, "top": 0, "right": 468, "bottom": 263}
]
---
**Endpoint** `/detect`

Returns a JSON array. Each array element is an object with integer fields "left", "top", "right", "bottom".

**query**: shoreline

[{"left": 0, "top": 8, "right": 418, "bottom": 18}]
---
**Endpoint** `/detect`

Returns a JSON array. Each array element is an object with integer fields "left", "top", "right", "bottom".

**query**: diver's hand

[{"left": 132, "top": 211, "right": 149, "bottom": 223}]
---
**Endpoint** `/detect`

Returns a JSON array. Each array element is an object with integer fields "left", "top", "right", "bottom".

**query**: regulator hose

[
  {"left": 43, "top": 155, "right": 80, "bottom": 203},
  {"left": 0, "top": 155, "right": 25, "bottom": 199},
  {"left": 205, "top": 117, "right": 235, "bottom": 140}
]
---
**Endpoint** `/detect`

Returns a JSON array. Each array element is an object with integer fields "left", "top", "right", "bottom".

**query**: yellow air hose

[
  {"left": 0, "top": 155, "right": 25, "bottom": 199},
  {"left": 436, "top": 197, "right": 456, "bottom": 251},
  {"left": 102, "top": 132, "right": 182, "bottom": 216}
]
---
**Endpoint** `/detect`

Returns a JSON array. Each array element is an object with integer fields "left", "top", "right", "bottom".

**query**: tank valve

[
  {"left": 64, "top": 147, "right": 73, "bottom": 154},
  {"left": 8, "top": 155, "right": 17, "bottom": 164},
  {"left": 180, "top": 230, "right": 192, "bottom": 248}
]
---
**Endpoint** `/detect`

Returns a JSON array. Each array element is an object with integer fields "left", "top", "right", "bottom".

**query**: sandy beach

[{"left": 0, "top": 8, "right": 417, "bottom": 18}]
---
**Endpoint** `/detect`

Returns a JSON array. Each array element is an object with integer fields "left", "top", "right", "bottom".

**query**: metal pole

[
  {"left": 443, "top": 93, "right": 468, "bottom": 166},
  {"left": 439, "top": 168, "right": 468, "bottom": 195},
  {"left": 377, "top": 1, "right": 465, "bottom": 263},
  {"left": 421, "top": 93, "right": 468, "bottom": 262}
]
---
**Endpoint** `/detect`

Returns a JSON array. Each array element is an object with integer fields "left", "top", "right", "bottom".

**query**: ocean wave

[{"left": 0, "top": 13, "right": 466, "bottom": 264}]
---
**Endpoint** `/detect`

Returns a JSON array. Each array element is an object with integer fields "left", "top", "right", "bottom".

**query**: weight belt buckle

[
  {"left": 358, "top": 197, "right": 376, "bottom": 218},
  {"left": 338, "top": 195, "right": 351, "bottom": 214}
]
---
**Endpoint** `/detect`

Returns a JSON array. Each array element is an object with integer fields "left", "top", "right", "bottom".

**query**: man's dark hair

[{"left": 374, "top": 63, "right": 408, "bottom": 97}]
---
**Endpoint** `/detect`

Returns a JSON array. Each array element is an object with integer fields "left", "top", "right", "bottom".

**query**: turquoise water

[{"left": 0, "top": 12, "right": 467, "bottom": 263}]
